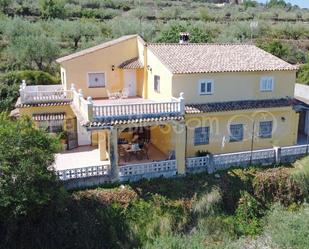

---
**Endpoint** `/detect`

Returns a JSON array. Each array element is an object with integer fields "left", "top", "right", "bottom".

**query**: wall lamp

[{"left": 111, "top": 65, "right": 115, "bottom": 71}]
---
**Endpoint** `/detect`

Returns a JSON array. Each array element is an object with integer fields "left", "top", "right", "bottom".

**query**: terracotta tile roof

[
  {"left": 15, "top": 98, "right": 71, "bottom": 108},
  {"left": 56, "top": 35, "right": 142, "bottom": 63},
  {"left": 148, "top": 44, "right": 298, "bottom": 74},
  {"left": 83, "top": 115, "right": 184, "bottom": 128},
  {"left": 185, "top": 98, "right": 292, "bottom": 114},
  {"left": 32, "top": 113, "right": 65, "bottom": 121},
  {"left": 118, "top": 57, "right": 144, "bottom": 69}
]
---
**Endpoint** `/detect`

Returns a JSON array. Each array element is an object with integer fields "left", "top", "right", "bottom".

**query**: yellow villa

[{"left": 14, "top": 34, "right": 305, "bottom": 183}]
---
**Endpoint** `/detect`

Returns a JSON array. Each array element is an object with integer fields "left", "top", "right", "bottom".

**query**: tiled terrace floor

[{"left": 54, "top": 146, "right": 110, "bottom": 170}]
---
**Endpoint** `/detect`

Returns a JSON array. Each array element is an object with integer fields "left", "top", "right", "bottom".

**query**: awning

[{"left": 32, "top": 113, "right": 65, "bottom": 121}]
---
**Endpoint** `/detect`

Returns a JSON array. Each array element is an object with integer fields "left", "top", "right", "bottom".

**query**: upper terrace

[{"left": 19, "top": 81, "right": 185, "bottom": 123}]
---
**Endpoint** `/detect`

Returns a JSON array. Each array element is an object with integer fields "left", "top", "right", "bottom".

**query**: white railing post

[
  {"left": 87, "top": 96, "right": 93, "bottom": 121},
  {"left": 19, "top": 80, "right": 27, "bottom": 103},
  {"left": 78, "top": 89, "right": 83, "bottom": 109},
  {"left": 179, "top": 92, "right": 185, "bottom": 115}
]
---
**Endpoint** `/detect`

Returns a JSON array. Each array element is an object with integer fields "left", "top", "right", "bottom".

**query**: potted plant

[
  {"left": 195, "top": 150, "right": 211, "bottom": 157},
  {"left": 58, "top": 131, "right": 68, "bottom": 150}
]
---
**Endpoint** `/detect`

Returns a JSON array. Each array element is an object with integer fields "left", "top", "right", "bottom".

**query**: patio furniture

[
  {"left": 106, "top": 89, "right": 116, "bottom": 99},
  {"left": 121, "top": 143, "right": 141, "bottom": 161},
  {"left": 121, "top": 88, "right": 129, "bottom": 99}
]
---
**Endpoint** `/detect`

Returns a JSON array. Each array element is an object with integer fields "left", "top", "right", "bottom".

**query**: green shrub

[
  {"left": 297, "top": 63, "right": 309, "bottom": 85},
  {"left": 233, "top": 191, "right": 263, "bottom": 236},
  {"left": 253, "top": 167, "right": 303, "bottom": 206},
  {"left": 0, "top": 70, "right": 60, "bottom": 86},
  {"left": 0, "top": 70, "right": 60, "bottom": 112}
]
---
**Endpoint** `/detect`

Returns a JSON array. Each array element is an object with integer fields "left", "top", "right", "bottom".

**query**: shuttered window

[
  {"left": 229, "top": 124, "right": 244, "bottom": 142},
  {"left": 194, "top": 127, "right": 210, "bottom": 145}
]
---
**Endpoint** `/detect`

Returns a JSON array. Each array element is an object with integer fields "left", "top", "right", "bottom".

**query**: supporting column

[
  {"left": 109, "top": 127, "right": 119, "bottom": 181},
  {"left": 98, "top": 130, "right": 107, "bottom": 161},
  {"left": 174, "top": 122, "right": 186, "bottom": 175}
]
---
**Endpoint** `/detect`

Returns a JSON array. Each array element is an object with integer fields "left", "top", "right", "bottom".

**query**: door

[
  {"left": 66, "top": 118, "right": 78, "bottom": 150},
  {"left": 124, "top": 69, "right": 136, "bottom": 97}
]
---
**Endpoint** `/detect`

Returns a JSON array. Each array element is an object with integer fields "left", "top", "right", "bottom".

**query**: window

[
  {"left": 154, "top": 75, "right": 160, "bottom": 92},
  {"left": 88, "top": 72, "right": 106, "bottom": 88},
  {"left": 194, "top": 127, "right": 210, "bottom": 145},
  {"left": 199, "top": 80, "right": 213, "bottom": 95},
  {"left": 260, "top": 77, "right": 274, "bottom": 92},
  {"left": 259, "top": 121, "right": 273, "bottom": 138},
  {"left": 229, "top": 124, "right": 244, "bottom": 142},
  {"left": 38, "top": 120, "right": 63, "bottom": 133}
]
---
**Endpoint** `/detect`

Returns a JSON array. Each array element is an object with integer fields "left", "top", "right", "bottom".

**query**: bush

[
  {"left": 0, "top": 70, "right": 60, "bottom": 86},
  {"left": 297, "top": 62, "right": 309, "bottom": 85},
  {"left": 0, "top": 70, "right": 60, "bottom": 112},
  {"left": 253, "top": 167, "right": 304, "bottom": 206},
  {"left": 233, "top": 191, "right": 263, "bottom": 236}
]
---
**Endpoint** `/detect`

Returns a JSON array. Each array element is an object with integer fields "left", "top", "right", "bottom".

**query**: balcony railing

[
  {"left": 71, "top": 84, "right": 185, "bottom": 122},
  {"left": 19, "top": 81, "right": 72, "bottom": 104}
]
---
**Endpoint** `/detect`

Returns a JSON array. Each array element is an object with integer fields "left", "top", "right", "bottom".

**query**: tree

[
  {"left": 267, "top": 0, "right": 287, "bottom": 8},
  {"left": 0, "top": 115, "right": 62, "bottom": 223},
  {"left": 39, "top": 0, "right": 65, "bottom": 19},
  {"left": 297, "top": 62, "right": 309, "bottom": 85},
  {"left": 8, "top": 34, "right": 60, "bottom": 71},
  {"left": 57, "top": 19, "right": 101, "bottom": 49}
]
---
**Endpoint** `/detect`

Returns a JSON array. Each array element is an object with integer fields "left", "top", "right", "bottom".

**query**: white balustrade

[
  {"left": 119, "top": 160, "right": 177, "bottom": 177},
  {"left": 57, "top": 165, "right": 110, "bottom": 181},
  {"left": 186, "top": 156, "right": 210, "bottom": 169},
  {"left": 19, "top": 83, "right": 72, "bottom": 104},
  {"left": 281, "top": 144, "right": 307, "bottom": 156},
  {"left": 92, "top": 101, "right": 181, "bottom": 119}
]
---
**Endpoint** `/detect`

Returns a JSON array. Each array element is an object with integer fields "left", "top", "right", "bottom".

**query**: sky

[{"left": 257, "top": 0, "right": 309, "bottom": 8}]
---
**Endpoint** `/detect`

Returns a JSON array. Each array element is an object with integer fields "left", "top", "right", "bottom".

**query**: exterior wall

[
  {"left": 60, "top": 36, "right": 140, "bottom": 98},
  {"left": 185, "top": 107, "right": 299, "bottom": 157},
  {"left": 150, "top": 125, "right": 173, "bottom": 155},
  {"left": 172, "top": 71, "right": 296, "bottom": 104},
  {"left": 146, "top": 48, "right": 173, "bottom": 101},
  {"left": 136, "top": 68, "right": 144, "bottom": 97}
]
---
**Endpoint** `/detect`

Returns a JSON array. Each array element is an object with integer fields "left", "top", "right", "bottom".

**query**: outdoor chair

[
  {"left": 106, "top": 89, "right": 116, "bottom": 99},
  {"left": 121, "top": 88, "right": 129, "bottom": 99}
]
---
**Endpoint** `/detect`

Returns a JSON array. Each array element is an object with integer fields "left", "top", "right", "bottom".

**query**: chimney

[{"left": 179, "top": 32, "right": 189, "bottom": 44}]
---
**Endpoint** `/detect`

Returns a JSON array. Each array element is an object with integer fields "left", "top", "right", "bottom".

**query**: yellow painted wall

[
  {"left": 146, "top": 48, "right": 173, "bottom": 101},
  {"left": 60, "top": 36, "right": 140, "bottom": 98},
  {"left": 172, "top": 71, "right": 296, "bottom": 104},
  {"left": 136, "top": 68, "right": 144, "bottom": 97},
  {"left": 150, "top": 125, "right": 173, "bottom": 155},
  {"left": 18, "top": 105, "right": 76, "bottom": 131},
  {"left": 185, "top": 107, "right": 299, "bottom": 156}
]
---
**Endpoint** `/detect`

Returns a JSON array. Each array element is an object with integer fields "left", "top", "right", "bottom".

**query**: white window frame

[
  {"left": 87, "top": 72, "right": 106, "bottom": 88},
  {"left": 259, "top": 120, "right": 273, "bottom": 139},
  {"left": 199, "top": 79, "right": 214, "bottom": 95},
  {"left": 260, "top": 77, "right": 274, "bottom": 92},
  {"left": 229, "top": 124, "right": 244, "bottom": 142}
]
